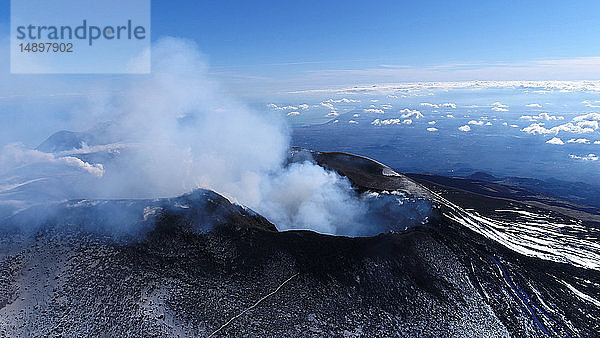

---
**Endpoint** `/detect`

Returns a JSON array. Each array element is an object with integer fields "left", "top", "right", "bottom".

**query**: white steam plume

[{"left": 0, "top": 37, "right": 431, "bottom": 237}]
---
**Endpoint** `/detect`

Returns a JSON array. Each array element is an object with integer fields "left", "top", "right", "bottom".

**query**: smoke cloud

[{"left": 0, "top": 37, "right": 430, "bottom": 237}]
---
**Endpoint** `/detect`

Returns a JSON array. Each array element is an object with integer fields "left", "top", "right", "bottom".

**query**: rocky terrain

[{"left": 0, "top": 151, "right": 598, "bottom": 337}]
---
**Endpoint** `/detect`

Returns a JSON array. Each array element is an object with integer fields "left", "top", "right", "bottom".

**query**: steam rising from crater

[{"left": 0, "top": 37, "right": 430, "bottom": 236}]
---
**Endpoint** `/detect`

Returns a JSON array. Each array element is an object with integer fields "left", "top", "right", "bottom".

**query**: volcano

[{"left": 0, "top": 150, "right": 599, "bottom": 337}]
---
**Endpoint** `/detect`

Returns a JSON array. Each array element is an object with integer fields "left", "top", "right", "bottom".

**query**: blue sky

[
  {"left": 154, "top": 0, "right": 600, "bottom": 90},
  {"left": 150, "top": 1, "right": 599, "bottom": 68},
  {"left": 2, "top": 0, "right": 600, "bottom": 91}
]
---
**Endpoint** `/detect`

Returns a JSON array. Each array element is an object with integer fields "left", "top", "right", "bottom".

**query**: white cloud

[
  {"left": 458, "top": 125, "right": 471, "bottom": 132},
  {"left": 288, "top": 81, "right": 600, "bottom": 97},
  {"left": 371, "top": 118, "right": 405, "bottom": 126},
  {"left": 326, "top": 112, "right": 339, "bottom": 117},
  {"left": 287, "top": 111, "right": 300, "bottom": 117},
  {"left": 428, "top": 121, "right": 436, "bottom": 125},
  {"left": 510, "top": 124, "right": 519, "bottom": 128},
  {"left": 546, "top": 137, "right": 565, "bottom": 145},
  {"left": 348, "top": 120, "right": 358, "bottom": 124},
  {"left": 576, "top": 120, "right": 600, "bottom": 130},
  {"left": 298, "top": 104, "right": 309, "bottom": 110},
  {"left": 268, "top": 104, "right": 298, "bottom": 110},
  {"left": 522, "top": 123, "right": 547, "bottom": 134},
  {"left": 420, "top": 103, "right": 439, "bottom": 109},
  {"left": 320, "top": 102, "right": 336, "bottom": 111},
  {"left": 568, "top": 138, "right": 591, "bottom": 144},
  {"left": 468, "top": 120, "right": 484, "bottom": 126},
  {"left": 570, "top": 154, "right": 598, "bottom": 161},
  {"left": 446, "top": 114, "right": 455, "bottom": 118},
  {"left": 324, "top": 98, "right": 360, "bottom": 103},
  {"left": 582, "top": 100, "right": 600, "bottom": 108},
  {"left": 381, "top": 104, "right": 393, "bottom": 110},
  {"left": 520, "top": 113, "right": 564, "bottom": 121},
  {"left": 1, "top": 143, "right": 104, "bottom": 178},
  {"left": 442, "top": 103, "right": 456, "bottom": 108},
  {"left": 573, "top": 113, "right": 600, "bottom": 122},
  {"left": 400, "top": 109, "right": 424, "bottom": 119},
  {"left": 521, "top": 120, "right": 597, "bottom": 135},
  {"left": 60, "top": 157, "right": 105, "bottom": 178},
  {"left": 427, "top": 127, "right": 438, "bottom": 132},
  {"left": 525, "top": 103, "right": 542, "bottom": 108},
  {"left": 352, "top": 113, "right": 360, "bottom": 117},
  {"left": 485, "top": 122, "right": 493, "bottom": 126},
  {"left": 491, "top": 101, "right": 509, "bottom": 112},
  {"left": 364, "top": 108, "right": 385, "bottom": 114},
  {"left": 371, "top": 119, "right": 413, "bottom": 126}
]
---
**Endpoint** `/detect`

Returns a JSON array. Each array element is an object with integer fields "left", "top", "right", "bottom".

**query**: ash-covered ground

[{"left": 0, "top": 151, "right": 599, "bottom": 337}]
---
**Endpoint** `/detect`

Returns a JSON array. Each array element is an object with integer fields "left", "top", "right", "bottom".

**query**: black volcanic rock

[
  {"left": 461, "top": 171, "right": 600, "bottom": 211},
  {"left": 409, "top": 173, "right": 600, "bottom": 220},
  {"left": 3, "top": 188, "right": 277, "bottom": 238},
  {"left": 0, "top": 151, "right": 599, "bottom": 337},
  {"left": 0, "top": 214, "right": 510, "bottom": 336}
]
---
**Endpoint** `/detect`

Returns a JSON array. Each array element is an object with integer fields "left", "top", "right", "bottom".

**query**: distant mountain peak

[{"left": 36, "top": 121, "right": 120, "bottom": 153}]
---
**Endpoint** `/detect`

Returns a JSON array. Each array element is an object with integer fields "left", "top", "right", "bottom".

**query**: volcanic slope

[{"left": 0, "top": 151, "right": 598, "bottom": 337}]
